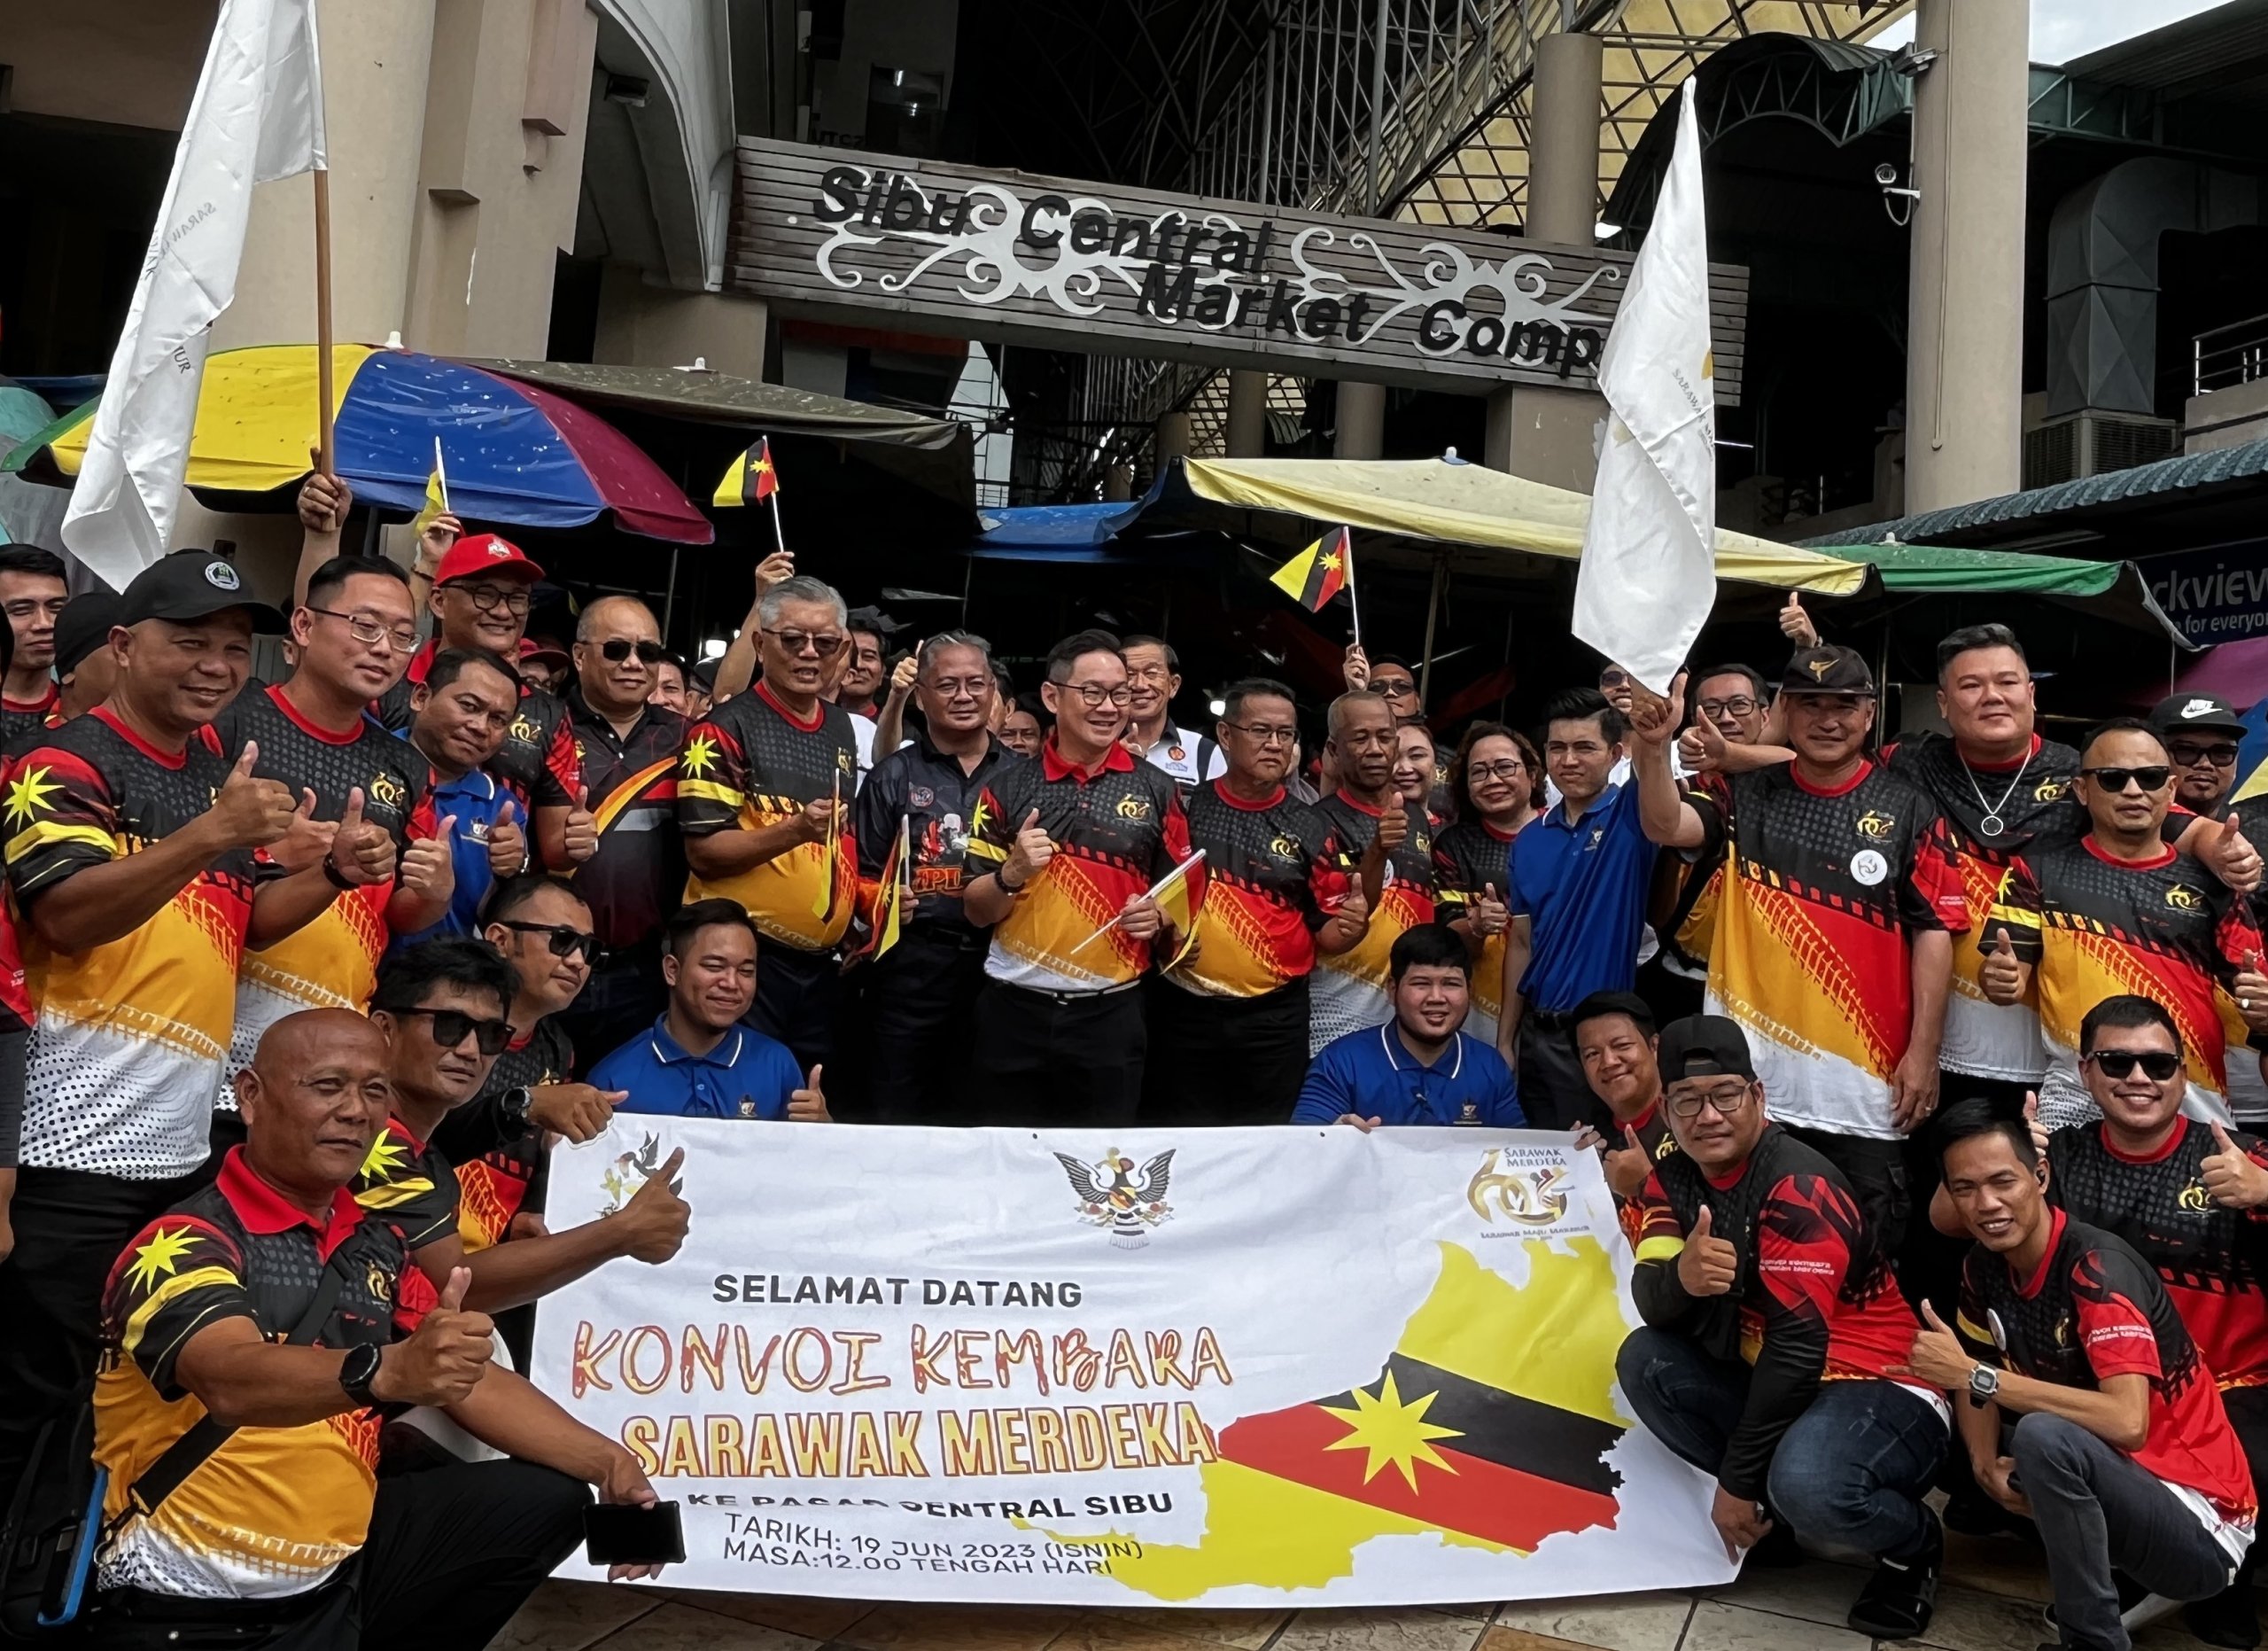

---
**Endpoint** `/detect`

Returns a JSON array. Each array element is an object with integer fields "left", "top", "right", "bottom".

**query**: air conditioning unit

[{"left": 2023, "top": 411, "right": 2179, "bottom": 488}]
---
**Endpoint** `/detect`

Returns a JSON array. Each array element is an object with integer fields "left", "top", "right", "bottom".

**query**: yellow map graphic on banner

[{"left": 1041, "top": 1240, "right": 1629, "bottom": 1599}]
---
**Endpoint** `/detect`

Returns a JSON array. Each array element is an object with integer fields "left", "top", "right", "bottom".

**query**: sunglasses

[
  {"left": 761, "top": 627, "right": 845, "bottom": 658},
  {"left": 2168, "top": 743, "right": 2241, "bottom": 767},
  {"left": 1598, "top": 669, "right": 1630, "bottom": 689},
  {"left": 495, "top": 919, "right": 602, "bottom": 962},
  {"left": 2080, "top": 765, "right": 2173, "bottom": 794},
  {"left": 2083, "top": 1048, "right": 2184, "bottom": 1082},
  {"left": 396, "top": 1007, "right": 513, "bottom": 1055},
  {"left": 600, "top": 638, "right": 669, "bottom": 666}
]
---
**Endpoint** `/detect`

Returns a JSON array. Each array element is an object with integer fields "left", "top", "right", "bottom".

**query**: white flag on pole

[
  {"left": 61, "top": 0, "right": 326, "bottom": 592},
  {"left": 1573, "top": 76, "right": 1715, "bottom": 696}
]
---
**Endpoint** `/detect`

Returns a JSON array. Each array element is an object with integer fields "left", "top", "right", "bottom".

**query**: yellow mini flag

[{"left": 411, "top": 438, "right": 449, "bottom": 536}]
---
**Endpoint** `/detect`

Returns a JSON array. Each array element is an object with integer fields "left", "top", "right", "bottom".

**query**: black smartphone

[{"left": 583, "top": 1501, "right": 686, "bottom": 1566}]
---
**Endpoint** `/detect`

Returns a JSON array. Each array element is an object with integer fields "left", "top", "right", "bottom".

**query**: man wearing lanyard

[
  {"left": 590, "top": 901, "right": 832, "bottom": 1122},
  {"left": 389, "top": 649, "right": 532, "bottom": 950},
  {"left": 1293, "top": 926, "right": 1523, "bottom": 1127},
  {"left": 852, "top": 633, "right": 1013, "bottom": 1123}
]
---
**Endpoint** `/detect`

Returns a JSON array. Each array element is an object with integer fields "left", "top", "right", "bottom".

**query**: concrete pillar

[
  {"left": 1154, "top": 410, "right": 1193, "bottom": 468},
  {"left": 1905, "top": 0, "right": 2028, "bottom": 513},
  {"left": 1487, "top": 25, "right": 1607, "bottom": 485},
  {"left": 1226, "top": 370, "right": 1268, "bottom": 457},
  {"left": 592, "top": 265, "right": 769, "bottom": 378},
  {"left": 1335, "top": 381, "right": 1386, "bottom": 459},
  {"left": 1104, "top": 464, "right": 1135, "bottom": 502}
]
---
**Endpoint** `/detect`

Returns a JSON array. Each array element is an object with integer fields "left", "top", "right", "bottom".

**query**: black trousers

[
  {"left": 1782, "top": 1125, "right": 1913, "bottom": 1285},
  {"left": 1517, "top": 1010, "right": 1612, "bottom": 1134},
  {"left": 1139, "top": 977, "right": 1310, "bottom": 1125},
  {"left": 0, "top": 1165, "right": 207, "bottom": 1500},
  {"left": 560, "top": 946, "right": 666, "bottom": 1076},
  {"left": 968, "top": 980, "right": 1145, "bottom": 1127},
  {"left": 89, "top": 1458, "right": 591, "bottom": 1649},
  {"left": 745, "top": 942, "right": 841, "bottom": 1073},
  {"left": 863, "top": 927, "right": 990, "bottom": 1125}
]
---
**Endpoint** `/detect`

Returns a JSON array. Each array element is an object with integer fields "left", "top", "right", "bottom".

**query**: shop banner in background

[{"left": 532, "top": 1123, "right": 1736, "bottom": 1607}]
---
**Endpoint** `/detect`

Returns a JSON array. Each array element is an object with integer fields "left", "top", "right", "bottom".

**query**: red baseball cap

[
  {"left": 518, "top": 636, "right": 570, "bottom": 667},
  {"left": 434, "top": 533, "right": 545, "bottom": 587}
]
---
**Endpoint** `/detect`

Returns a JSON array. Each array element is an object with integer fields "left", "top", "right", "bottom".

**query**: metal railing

[{"left": 2194, "top": 313, "right": 2268, "bottom": 396}]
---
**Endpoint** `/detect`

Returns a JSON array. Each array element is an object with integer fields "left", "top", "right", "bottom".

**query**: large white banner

[{"left": 532, "top": 1123, "right": 1736, "bottom": 1607}]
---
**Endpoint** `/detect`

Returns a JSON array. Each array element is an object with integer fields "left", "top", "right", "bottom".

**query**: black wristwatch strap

[
  {"left": 338, "top": 1343, "right": 384, "bottom": 1408},
  {"left": 321, "top": 854, "right": 356, "bottom": 892},
  {"left": 500, "top": 1086, "right": 535, "bottom": 1132}
]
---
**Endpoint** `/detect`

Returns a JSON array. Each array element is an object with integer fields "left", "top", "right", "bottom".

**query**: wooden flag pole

[{"left": 313, "top": 167, "right": 337, "bottom": 475}]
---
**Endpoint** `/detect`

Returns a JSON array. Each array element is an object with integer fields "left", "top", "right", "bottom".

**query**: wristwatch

[
  {"left": 320, "top": 853, "right": 356, "bottom": 892},
  {"left": 498, "top": 1085, "right": 536, "bottom": 1134},
  {"left": 1966, "top": 1364, "right": 2000, "bottom": 1409},
  {"left": 339, "top": 1343, "right": 384, "bottom": 1408}
]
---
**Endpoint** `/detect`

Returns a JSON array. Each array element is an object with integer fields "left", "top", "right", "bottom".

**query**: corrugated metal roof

[
  {"left": 2064, "top": 0, "right": 2268, "bottom": 92},
  {"left": 1798, "top": 437, "right": 2268, "bottom": 548}
]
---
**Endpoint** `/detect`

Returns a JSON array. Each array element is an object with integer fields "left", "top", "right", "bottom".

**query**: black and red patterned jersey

[
  {"left": 434, "top": 1018, "right": 574, "bottom": 1252},
  {"left": 1309, "top": 792, "right": 1437, "bottom": 1051},
  {"left": 1999, "top": 841, "right": 2262, "bottom": 1128},
  {"left": 0, "top": 682, "right": 58, "bottom": 748},
  {"left": 563, "top": 692, "right": 684, "bottom": 952},
  {"left": 1959, "top": 1208, "right": 2257, "bottom": 1538},
  {"left": 349, "top": 1113, "right": 462, "bottom": 1254},
  {"left": 965, "top": 737, "right": 1192, "bottom": 992},
  {"left": 94, "top": 1149, "right": 435, "bottom": 1598},
  {"left": 1888, "top": 734, "right": 2081, "bottom": 1085},
  {"left": 375, "top": 642, "right": 579, "bottom": 821},
  {"left": 1687, "top": 761, "right": 1969, "bottom": 1140},
  {"left": 1167, "top": 779, "right": 1351, "bottom": 1000},
  {"left": 213, "top": 684, "right": 437, "bottom": 1102},
  {"left": 1608, "top": 1099, "right": 1681, "bottom": 1246},
  {"left": 678, "top": 682, "right": 860, "bottom": 953},
  {"left": 1433, "top": 818, "right": 1518, "bottom": 1040},
  {"left": 2047, "top": 1119, "right": 2268, "bottom": 1390},
  {"left": 4, "top": 709, "right": 276, "bottom": 1179},
  {"left": 854, "top": 730, "right": 1015, "bottom": 940},
  {"left": 1632, "top": 1123, "right": 1923, "bottom": 1498}
]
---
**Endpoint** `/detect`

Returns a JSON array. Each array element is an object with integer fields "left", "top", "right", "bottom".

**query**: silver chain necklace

[{"left": 1963, "top": 748, "right": 2031, "bottom": 839}]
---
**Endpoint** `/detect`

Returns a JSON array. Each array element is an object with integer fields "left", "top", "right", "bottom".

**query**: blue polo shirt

[
  {"left": 589, "top": 1016, "right": 804, "bottom": 1120},
  {"left": 384, "top": 751, "right": 521, "bottom": 954},
  {"left": 1505, "top": 780, "right": 1655, "bottom": 1013},
  {"left": 1292, "top": 1024, "right": 1524, "bottom": 1126}
]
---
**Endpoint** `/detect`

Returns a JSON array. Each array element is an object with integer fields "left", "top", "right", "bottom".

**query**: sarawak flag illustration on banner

[
  {"left": 1270, "top": 526, "right": 1351, "bottom": 612},
  {"left": 714, "top": 436, "right": 780, "bottom": 508}
]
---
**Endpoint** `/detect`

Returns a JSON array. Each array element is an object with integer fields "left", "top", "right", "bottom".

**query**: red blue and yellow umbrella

[{"left": 2, "top": 344, "right": 712, "bottom": 545}]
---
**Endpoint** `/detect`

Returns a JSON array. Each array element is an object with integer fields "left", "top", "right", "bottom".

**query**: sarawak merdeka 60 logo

[
  {"left": 1055, "top": 1147, "right": 1176, "bottom": 1248},
  {"left": 600, "top": 1133, "right": 680, "bottom": 1216}
]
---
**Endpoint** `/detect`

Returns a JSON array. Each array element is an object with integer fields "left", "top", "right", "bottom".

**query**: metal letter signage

[{"left": 730, "top": 139, "right": 1747, "bottom": 400}]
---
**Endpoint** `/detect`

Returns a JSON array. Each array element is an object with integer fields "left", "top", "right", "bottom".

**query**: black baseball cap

[
  {"left": 51, "top": 591, "right": 124, "bottom": 679},
  {"left": 2148, "top": 692, "right": 2247, "bottom": 740},
  {"left": 1779, "top": 644, "right": 1875, "bottom": 697},
  {"left": 117, "top": 551, "right": 284, "bottom": 634},
  {"left": 1657, "top": 1015, "right": 1758, "bottom": 1084}
]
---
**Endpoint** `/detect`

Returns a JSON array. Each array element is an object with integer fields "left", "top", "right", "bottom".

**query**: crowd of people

[{"left": 0, "top": 467, "right": 2259, "bottom": 1651}]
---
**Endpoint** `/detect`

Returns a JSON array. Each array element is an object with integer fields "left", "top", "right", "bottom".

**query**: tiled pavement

[{"left": 493, "top": 1527, "right": 2243, "bottom": 1651}]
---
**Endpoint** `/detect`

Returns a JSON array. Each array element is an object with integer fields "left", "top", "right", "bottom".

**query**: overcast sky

[{"left": 1871, "top": 0, "right": 2229, "bottom": 62}]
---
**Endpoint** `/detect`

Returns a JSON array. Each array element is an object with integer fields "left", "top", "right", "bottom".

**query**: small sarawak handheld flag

[
  {"left": 410, "top": 437, "right": 449, "bottom": 536},
  {"left": 714, "top": 436, "right": 780, "bottom": 508},
  {"left": 1069, "top": 851, "right": 1208, "bottom": 960},
  {"left": 857, "top": 815, "right": 911, "bottom": 962},
  {"left": 1270, "top": 525, "right": 1352, "bottom": 613},
  {"left": 810, "top": 771, "right": 843, "bottom": 921}
]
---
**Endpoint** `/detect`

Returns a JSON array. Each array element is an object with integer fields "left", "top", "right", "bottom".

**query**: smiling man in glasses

[
  {"left": 561, "top": 596, "right": 687, "bottom": 1063},
  {"left": 214, "top": 555, "right": 453, "bottom": 1145},
  {"left": 1620, "top": 1015, "right": 1946, "bottom": 1640},
  {"left": 361, "top": 938, "right": 686, "bottom": 1319},
  {"left": 2151, "top": 693, "right": 2250, "bottom": 820},
  {"left": 679, "top": 574, "right": 860, "bottom": 1072},
  {"left": 1981, "top": 719, "right": 2268, "bottom": 1133}
]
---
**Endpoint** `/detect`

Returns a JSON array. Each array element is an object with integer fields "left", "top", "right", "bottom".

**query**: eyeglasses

[
  {"left": 1598, "top": 668, "right": 1629, "bottom": 689},
  {"left": 395, "top": 1007, "right": 513, "bottom": 1055},
  {"left": 928, "top": 675, "right": 991, "bottom": 698},
  {"left": 599, "top": 638, "right": 669, "bottom": 666},
  {"left": 2167, "top": 743, "right": 2241, "bottom": 768},
  {"left": 2080, "top": 765, "right": 2173, "bottom": 794},
  {"left": 1698, "top": 696, "right": 1759, "bottom": 719},
  {"left": 1666, "top": 1083, "right": 1755, "bottom": 1119},
  {"left": 2084, "top": 1048, "right": 2184, "bottom": 1082},
  {"left": 305, "top": 606, "right": 420, "bottom": 652},
  {"left": 1223, "top": 720, "right": 1298, "bottom": 745},
  {"left": 759, "top": 627, "right": 845, "bottom": 658},
  {"left": 494, "top": 920, "right": 602, "bottom": 963},
  {"left": 447, "top": 582, "right": 533, "bottom": 615},
  {"left": 1060, "top": 681, "right": 1134, "bottom": 708},
  {"left": 1468, "top": 759, "right": 1526, "bottom": 783}
]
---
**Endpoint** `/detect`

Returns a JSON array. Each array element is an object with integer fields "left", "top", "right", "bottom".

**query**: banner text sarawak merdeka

[{"left": 532, "top": 1122, "right": 1738, "bottom": 1606}]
